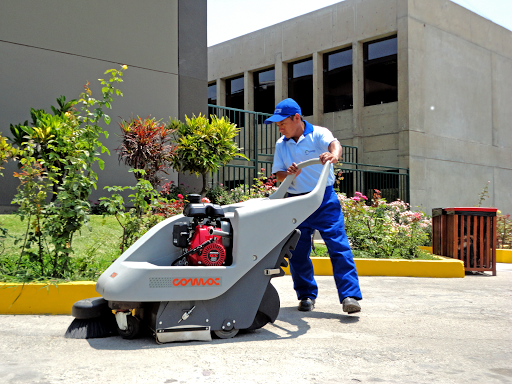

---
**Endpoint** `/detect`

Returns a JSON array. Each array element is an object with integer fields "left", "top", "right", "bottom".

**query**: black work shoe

[
  {"left": 342, "top": 297, "right": 361, "bottom": 314},
  {"left": 298, "top": 298, "right": 315, "bottom": 312}
]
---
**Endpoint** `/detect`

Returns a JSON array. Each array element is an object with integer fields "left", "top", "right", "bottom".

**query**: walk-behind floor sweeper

[{"left": 65, "top": 159, "right": 330, "bottom": 343}]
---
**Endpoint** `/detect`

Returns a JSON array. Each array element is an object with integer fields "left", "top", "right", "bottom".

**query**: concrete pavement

[{"left": 1, "top": 264, "right": 511, "bottom": 384}]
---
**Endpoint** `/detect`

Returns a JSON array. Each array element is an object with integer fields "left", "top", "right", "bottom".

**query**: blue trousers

[{"left": 288, "top": 186, "right": 362, "bottom": 303}]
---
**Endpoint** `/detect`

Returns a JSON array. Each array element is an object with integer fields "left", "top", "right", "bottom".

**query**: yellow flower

[{"left": 122, "top": 65, "right": 128, "bottom": 70}]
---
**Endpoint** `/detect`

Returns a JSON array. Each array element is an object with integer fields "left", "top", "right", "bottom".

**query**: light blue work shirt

[{"left": 272, "top": 121, "right": 337, "bottom": 194}]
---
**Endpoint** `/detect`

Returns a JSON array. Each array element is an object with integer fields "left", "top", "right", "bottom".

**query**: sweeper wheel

[
  {"left": 213, "top": 328, "right": 239, "bottom": 339},
  {"left": 245, "top": 311, "right": 271, "bottom": 331},
  {"left": 245, "top": 282, "right": 280, "bottom": 331},
  {"left": 117, "top": 315, "right": 141, "bottom": 340}
]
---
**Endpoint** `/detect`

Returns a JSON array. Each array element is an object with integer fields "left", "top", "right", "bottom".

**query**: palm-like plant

[{"left": 117, "top": 116, "right": 176, "bottom": 189}]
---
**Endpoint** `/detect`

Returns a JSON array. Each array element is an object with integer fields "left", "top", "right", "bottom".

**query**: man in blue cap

[{"left": 265, "top": 98, "right": 362, "bottom": 313}]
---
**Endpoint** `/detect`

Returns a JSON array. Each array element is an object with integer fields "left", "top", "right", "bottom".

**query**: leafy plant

[
  {"left": 100, "top": 169, "right": 163, "bottom": 253},
  {"left": 2, "top": 66, "right": 126, "bottom": 280},
  {"left": 0, "top": 135, "right": 18, "bottom": 177},
  {"left": 117, "top": 116, "right": 176, "bottom": 189},
  {"left": 169, "top": 114, "right": 248, "bottom": 196},
  {"left": 476, "top": 181, "right": 491, "bottom": 207}
]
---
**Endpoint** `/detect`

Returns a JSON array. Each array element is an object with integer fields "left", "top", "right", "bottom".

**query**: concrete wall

[
  {"left": 0, "top": 0, "right": 207, "bottom": 211},
  {"left": 208, "top": 0, "right": 407, "bottom": 168},
  {"left": 407, "top": 0, "right": 512, "bottom": 214},
  {"left": 208, "top": 0, "right": 512, "bottom": 215}
]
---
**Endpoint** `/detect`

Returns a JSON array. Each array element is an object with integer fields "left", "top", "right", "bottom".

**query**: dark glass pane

[
  {"left": 292, "top": 60, "right": 313, "bottom": 78},
  {"left": 328, "top": 49, "right": 352, "bottom": 71},
  {"left": 324, "top": 48, "right": 353, "bottom": 113},
  {"left": 288, "top": 59, "right": 313, "bottom": 116},
  {"left": 364, "top": 36, "right": 398, "bottom": 106},
  {"left": 226, "top": 75, "right": 245, "bottom": 126},
  {"left": 208, "top": 83, "right": 217, "bottom": 105},
  {"left": 226, "top": 75, "right": 244, "bottom": 110},
  {"left": 368, "top": 37, "right": 397, "bottom": 60},
  {"left": 229, "top": 77, "right": 244, "bottom": 94},
  {"left": 257, "top": 69, "right": 275, "bottom": 83},
  {"left": 254, "top": 68, "right": 275, "bottom": 114}
]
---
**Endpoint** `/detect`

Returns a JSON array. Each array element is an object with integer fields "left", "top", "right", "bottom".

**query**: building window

[
  {"left": 288, "top": 58, "right": 313, "bottom": 116},
  {"left": 324, "top": 47, "right": 353, "bottom": 113},
  {"left": 208, "top": 83, "right": 217, "bottom": 105},
  {"left": 225, "top": 75, "right": 244, "bottom": 110},
  {"left": 364, "top": 36, "right": 398, "bottom": 106},
  {"left": 253, "top": 68, "right": 275, "bottom": 114},
  {"left": 225, "top": 75, "right": 245, "bottom": 126}
]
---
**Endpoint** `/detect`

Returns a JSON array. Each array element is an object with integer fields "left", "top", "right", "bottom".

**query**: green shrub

[{"left": 169, "top": 114, "right": 248, "bottom": 196}]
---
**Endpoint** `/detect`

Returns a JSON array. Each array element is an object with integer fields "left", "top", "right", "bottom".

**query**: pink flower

[
  {"left": 178, "top": 194, "right": 183, "bottom": 199},
  {"left": 201, "top": 197, "right": 211, "bottom": 203},
  {"left": 352, "top": 196, "right": 361, "bottom": 202}
]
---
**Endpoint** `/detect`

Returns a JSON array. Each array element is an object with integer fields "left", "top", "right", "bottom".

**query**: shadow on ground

[{"left": 84, "top": 306, "right": 359, "bottom": 351}]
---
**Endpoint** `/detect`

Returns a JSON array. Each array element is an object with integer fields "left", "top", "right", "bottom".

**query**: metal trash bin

[{"left": 432, "top": 207, "right": 497, "bottom": 275}]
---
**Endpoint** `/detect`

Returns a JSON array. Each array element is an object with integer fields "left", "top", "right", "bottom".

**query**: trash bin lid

[
  {"left": 444, "top": 207, "right": 497, "bottom": 216},
  {"left": 444, "top": 207, "right": 497, "bottom": 212}
]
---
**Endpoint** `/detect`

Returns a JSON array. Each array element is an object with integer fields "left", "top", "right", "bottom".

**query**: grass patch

[
  {"left": 0, "top": 214, "right": 437, "bottom": 282},
  {"left": 311, "top": 242, "right": 438, "bottom": 260},
  {"left": 0, "top": 214, "right": 122, "bottom": 281}
]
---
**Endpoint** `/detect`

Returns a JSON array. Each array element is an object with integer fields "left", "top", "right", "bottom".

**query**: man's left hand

[{"left": 319, "top": 152, "right": 338, "bottom": 165}]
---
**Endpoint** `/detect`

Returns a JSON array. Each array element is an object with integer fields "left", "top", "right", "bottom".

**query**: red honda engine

[
  {"left": 187, "top": 225, "right": 226, "bottom": 266},
  {"left": 171, "top": 194, "right": 232, "bottom": 267}
]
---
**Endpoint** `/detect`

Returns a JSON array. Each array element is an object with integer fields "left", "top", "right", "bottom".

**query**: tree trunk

[{"left": 200, "top": 172, "right": 207, "bottom": 198}]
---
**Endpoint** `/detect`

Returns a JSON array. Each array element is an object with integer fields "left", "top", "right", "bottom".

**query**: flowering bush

[
  {"left": 151, "top": 192, "right": 210, "bottom": 219},
  {"left": 248, "top": 169, "right": 278, "bottom": 199},
  {"left": 205, "top": 169, "right": 278, "bottom": 205},
  {"left": 497, "top": 213, "right": 512, "bottom": 249},
  {"left": 338, "top": 190, "right": 432, "bottom": 259},
  {"left": 205, "top": 183, "right": 232, "bottom": 205},
  {"left": 159, "top": 180, "right": 189, "bottom": 201}
]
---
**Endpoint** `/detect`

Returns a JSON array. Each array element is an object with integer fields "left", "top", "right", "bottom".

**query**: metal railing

[
  {"left": 335, "top": 162, "right": 409, "bottom": 203},
  {"left": 207, "top": 105, "right": 408, "bottom": 202},
  {"left": 208, "top": 104, "right": 276, "bottom": 189}
]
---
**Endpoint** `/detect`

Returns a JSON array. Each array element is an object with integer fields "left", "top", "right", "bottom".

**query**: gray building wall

[
  {"left": 406, "top": 0, "right": 512, "bottom": 215},
  {"left": 208, "top": 0, "right": 512, "bottom": 215},
  {"left": 0, "top": 0, "right": 207, "bottom": 211}
]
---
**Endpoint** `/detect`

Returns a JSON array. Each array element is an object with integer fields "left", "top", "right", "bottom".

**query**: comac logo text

[{"left": 173, "top": 277, "right": 221, "bottom": 287}]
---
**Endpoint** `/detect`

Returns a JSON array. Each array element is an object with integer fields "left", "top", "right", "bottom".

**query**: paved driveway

[{"left": 1, "top": 264, "right": 511, "bottom": 384}]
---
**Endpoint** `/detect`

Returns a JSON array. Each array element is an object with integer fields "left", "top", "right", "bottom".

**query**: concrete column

[
  {"left": 216, "top": 78, "right": 225, "bottom": 107},
  {"left": 397, "top": 13, "right": 410, "bottom": 170},
  {"left": 275, "top": 52, "right": 288, "bottom": 103},
  {"left": 312, "top": 52, "right": 324, "bottom": 126},
  {"left": 352, "top": 40, "right": 365, "bottom": 153},
  {"left": 244, "top": 71, "right": 254, "bottom": 111},
  {"left": 178, "top": 0, "right": 207, "bottom": 121}
]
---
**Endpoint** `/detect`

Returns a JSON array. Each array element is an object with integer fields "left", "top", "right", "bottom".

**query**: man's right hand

[{"left": 276, "top": 162, "right": 301, "bottom": 182}]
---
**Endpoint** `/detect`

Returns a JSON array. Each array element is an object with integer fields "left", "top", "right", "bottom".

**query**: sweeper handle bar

[{"left": 269, "top": 158, "right": 330, "bottom": 200}]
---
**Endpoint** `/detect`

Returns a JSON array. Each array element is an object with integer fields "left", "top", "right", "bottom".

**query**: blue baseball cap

[{"left": 264, "top": 98, "right": 302, "bottom": 124}]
